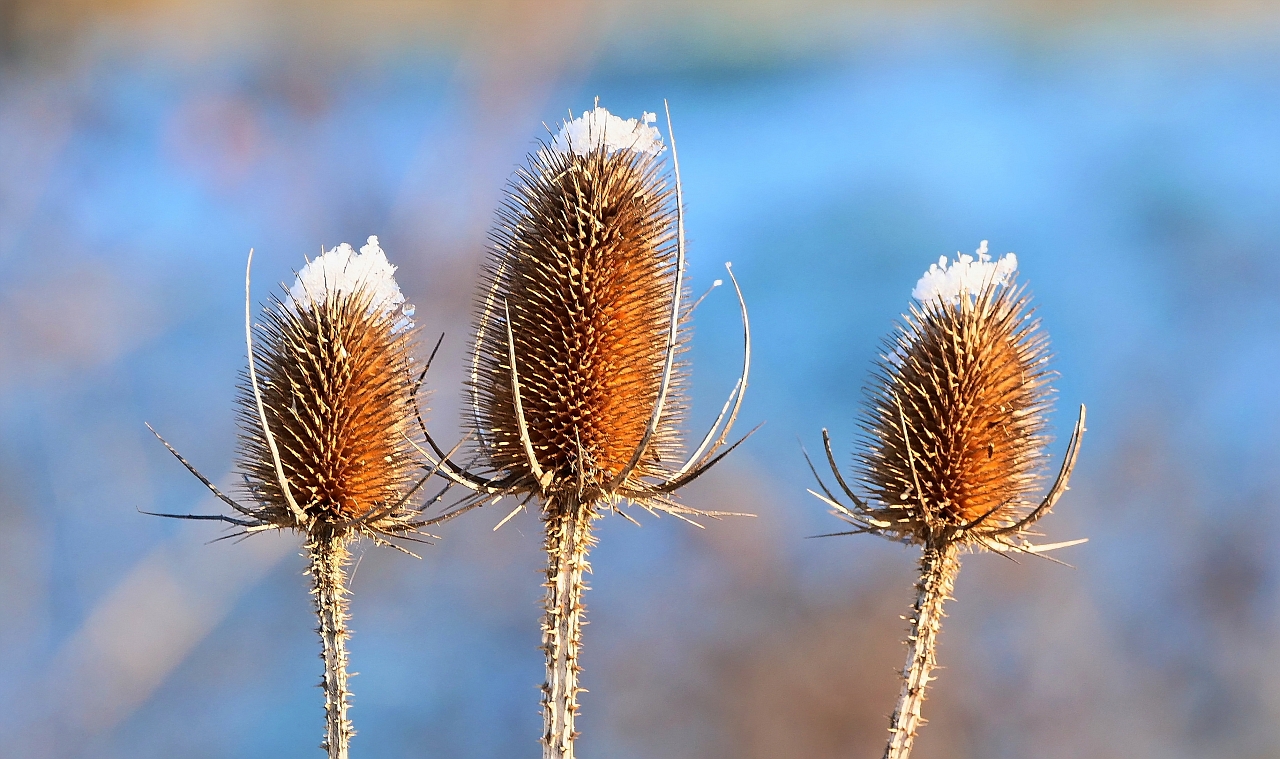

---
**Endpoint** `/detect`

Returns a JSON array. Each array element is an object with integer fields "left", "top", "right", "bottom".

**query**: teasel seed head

[
  {"left": 811, "top": 242, "right": 1086, "bottom": 554},
  {"left": 236, "top": 236, "right": 424, "bottom": 539},
  {"left": 468, "top": 107, "right": 688, "bottom": 512},
  {"left": 441, "top": 105, "right": 753, "bottom": 759},
  {"left": 861, "top": 242, "right": 1049, "bottom": 546}
]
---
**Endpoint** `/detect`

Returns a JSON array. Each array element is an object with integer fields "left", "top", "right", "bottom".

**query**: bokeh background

[{"left": 2, "top": 1, "right": 1280, "bottom": 757}]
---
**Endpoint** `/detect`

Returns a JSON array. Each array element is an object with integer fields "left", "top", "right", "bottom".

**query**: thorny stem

[
  {"left": 884, "top": 541, "right": 961, "bottom": 759},
  {"left": 310, "top": 532, "right": 354, "bottom": 759},
  {"left": 541, "top": 499, "right": 596, "bottom": 759}
]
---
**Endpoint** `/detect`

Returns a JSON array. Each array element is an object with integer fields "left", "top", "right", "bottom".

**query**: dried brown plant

[
  {"left": 807, "top": 247, "right": 1086, "bottom": 759},
  {"left": 416, "top": 104, "right": 753, "bottom": 759},
  {"left": 146, "top": 240, "right": 443, "bottom": 759}
]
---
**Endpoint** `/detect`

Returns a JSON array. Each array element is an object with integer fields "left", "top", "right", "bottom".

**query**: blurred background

[{"left": 2, "top": 1, "right": 1280, "bottom": 757}]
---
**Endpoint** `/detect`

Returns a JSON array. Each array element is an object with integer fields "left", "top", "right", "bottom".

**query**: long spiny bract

[
  {"left": 858, "top": 280, "right": 1053, "bottom": 547},
  {"left": 470, "top": 141, "right": 686, "bottom": 509}
]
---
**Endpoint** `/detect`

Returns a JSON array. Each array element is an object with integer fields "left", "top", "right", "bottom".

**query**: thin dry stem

[
  {"left": 884, "top": 542, "right": 961, "bottom": 759},
  {"left": 310, "top": 532, "right": 354, "bottom": 759},
  {"left": 540, "top": 501, "right": 596, "bottom": 759}
]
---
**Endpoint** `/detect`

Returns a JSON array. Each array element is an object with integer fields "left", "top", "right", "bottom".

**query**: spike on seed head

[
  {"left": 237, "top": 237, "right": 423, "bottom": 535},
  {"left": 469, "top": 106, "right": 684, "bottom": 509},
  {"left": 859, "top": 243, "right": 1053, "bottom": 546}
]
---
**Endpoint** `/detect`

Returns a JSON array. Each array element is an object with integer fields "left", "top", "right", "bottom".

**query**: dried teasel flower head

[
  {"left": 472, "top": 107, "right": 674, "bottom": 505},
  {"left": 807, "top": 242, "right": 1086, "bottom": 759},
  {"left": 235, "top": 236, "right": 426, "bottom": 540},
  {"left": 145, "top": 237, "right": 436, "bottom": 759},
  {"left": 424, "top": 103, "right": 750, "bottom": 759},
  {"left": 455, "top": 105, "right": 749, "bottom": 517},
  {"left": 810, "top": 242, "right": 1085, "bottom": 555}
]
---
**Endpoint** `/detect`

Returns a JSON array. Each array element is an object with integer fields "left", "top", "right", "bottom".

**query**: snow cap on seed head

[
  {"left": 289, "top": 236, "right": 413, "bottom": 328},
  {"left": 912, "top": 240, "right": 1018, "bottom": 305},
  {"left": 550, "top": 107, "right": 665, "bottom": 156}
]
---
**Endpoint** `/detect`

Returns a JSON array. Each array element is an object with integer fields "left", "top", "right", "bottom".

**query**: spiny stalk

[
  {"left": 540, "top": 504, "right": 596, "bottom": 757},
  {"left": 310, "top": 532, "right": 354, "bottom": 759},
  {"left": 884, "top": 543, "right": 959, "bottom": 759}
]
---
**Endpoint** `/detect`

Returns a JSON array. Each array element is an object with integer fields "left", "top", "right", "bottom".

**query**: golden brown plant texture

[
  {"left": 237, "top": 285, "right": 422, "bottom": 537},
  {"left": 147, "top": 239, "right": 437, "bottom": 759},
  {"left": 861, "top": 281, "right": 1053, "bottom": 546},
  {"left": 808, "top": 246, "right": 1085, "bottom": 759},
  {"left": 472, "top": 138, "right": 683, "bottom": 504},
  {"left": 417, "top": 106, "right": 751, "bottom": 759}
]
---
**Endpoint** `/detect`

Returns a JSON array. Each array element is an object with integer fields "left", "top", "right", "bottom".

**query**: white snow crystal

[
  {"left": 549, "top": 107, "right": 665, "bottom": 156},
  {"left": 288, "top": 236, "right": 414, "bottom": 329},
  {"left": 911, "top": 241, "right": 1018, "bottom": 305}
]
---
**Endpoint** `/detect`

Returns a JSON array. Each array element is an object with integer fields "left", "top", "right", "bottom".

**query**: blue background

[{"left": 0, "top": 4, "right": 1278, "bottom": 757}]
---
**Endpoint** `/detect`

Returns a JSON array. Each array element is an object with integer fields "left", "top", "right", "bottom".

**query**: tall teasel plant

[
  {"left": 806, "top": 243, "right": 1087, "bottom": 759},
  {"left": 146, "top": 238, "right": 443, "bottom": 759},
  {"left": 417, "top": 104, "right": 753, "bottom": 759}
]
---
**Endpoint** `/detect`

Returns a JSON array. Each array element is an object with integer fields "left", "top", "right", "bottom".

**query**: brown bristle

[
  {"left": 236, "top": 289, "right": 420, "bottom": 531},
  {"left": 859, "top": 281, "right": 1053, "bottom": 542},
  {"left": 469, "top": 143, "right": 685, "bottom": 502}
]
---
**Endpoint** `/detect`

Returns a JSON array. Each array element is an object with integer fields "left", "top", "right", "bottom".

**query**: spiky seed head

[
  {"left": 237, "top": 237, "right": 423, "bottom": 536},
  {"left": 859, "top": 242, "right": 1053, "bottom": 546},
  {"left": 470, "top": 106, "right": 684, "bottom": 509}
]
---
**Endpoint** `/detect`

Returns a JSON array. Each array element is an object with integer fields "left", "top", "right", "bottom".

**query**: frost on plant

[
  {"left": 549, "top": 107, "right": 665, "bottom": 156},
  {"left": 911, "top": 240, "right": 1018, "bottom": 305},
  {"left": 289, "top": 235, "right": 415, "bottom": 327}
]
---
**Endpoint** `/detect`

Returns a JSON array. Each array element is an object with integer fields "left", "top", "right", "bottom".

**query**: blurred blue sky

[{"left": 1, "top": 3, "right": 1279, "bottom": 758}]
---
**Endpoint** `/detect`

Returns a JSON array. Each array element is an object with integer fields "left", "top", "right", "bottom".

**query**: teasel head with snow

[
  {"left": 234, "top": 237, "right": 426, "bottom": 541},
  {"left": 416, "top": 104, "right": 753, "bottom": 759},
  {"left": 807, "top": 242, "right": 1086, "bottom": 759},
  {"left": 145, "top": 237, "right": 440, "bottom": 759},
  {"left": 810, "top": 241, "right": 1085, "bottom": 554}
]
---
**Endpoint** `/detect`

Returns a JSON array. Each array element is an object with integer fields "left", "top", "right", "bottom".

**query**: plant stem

[
  {"left": 883, "top": 541, "right": 961, "bottom": 759},
  {"left": 310, "top": 532, "right": 354, "bottom": 759},
  {"left": 541, "top": 501, "right": 595, "bottom": 759}
]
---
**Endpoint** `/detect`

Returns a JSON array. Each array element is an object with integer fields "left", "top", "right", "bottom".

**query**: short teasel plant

[
  {"left": 806, "top": 242, "right": 1087, "bottom": 759},
  {"left": 417, "top": 104, "right": 753, "bottom": 759},
  {"left": 146, "top": 237, "right": 441, "bottom": 759}
]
